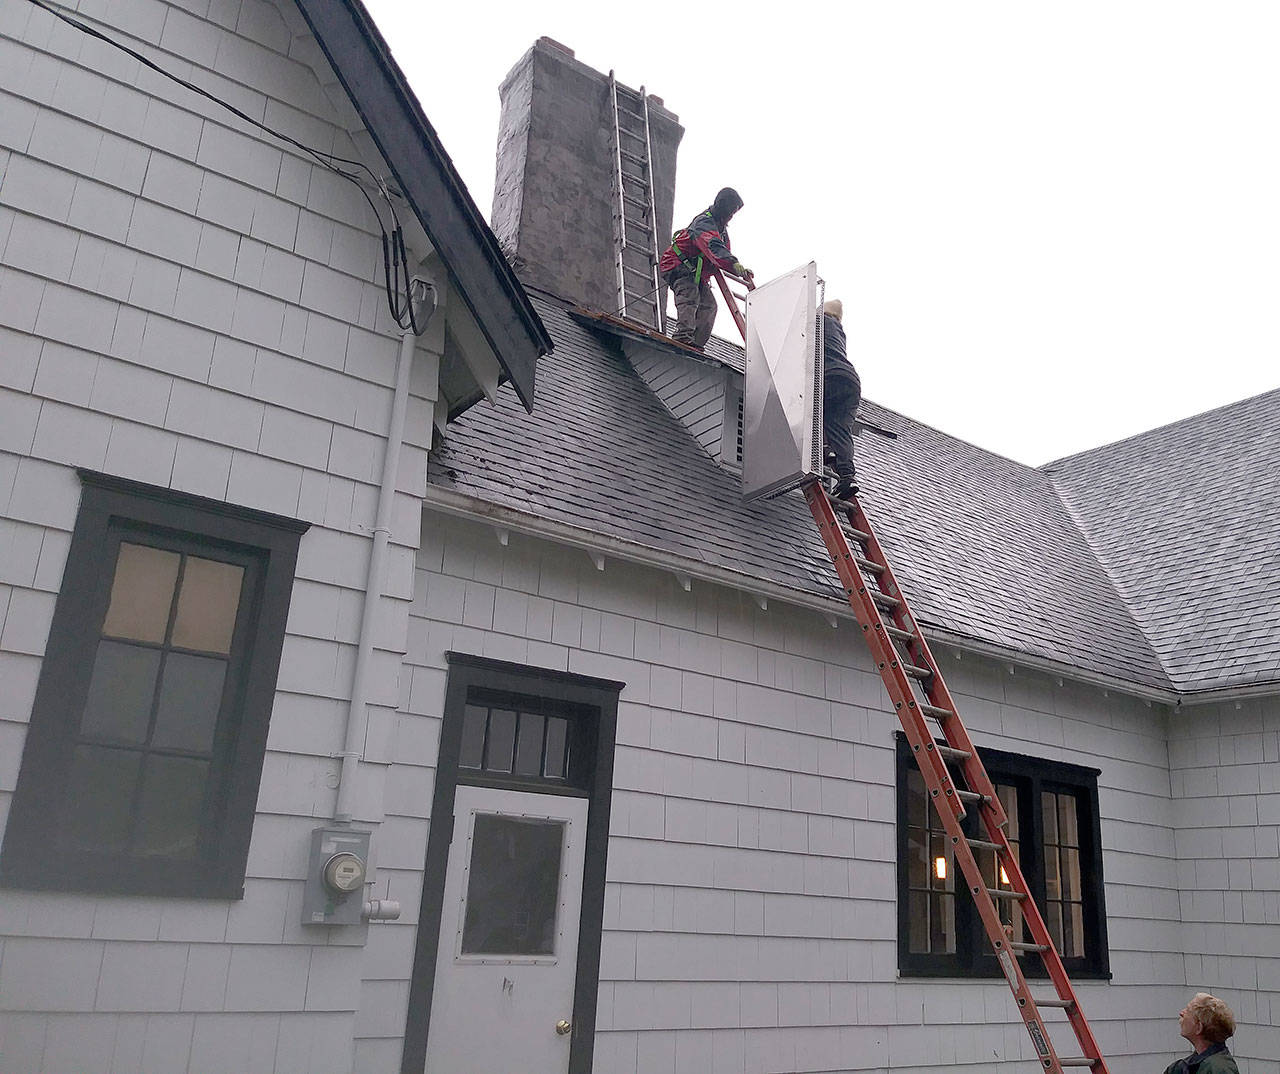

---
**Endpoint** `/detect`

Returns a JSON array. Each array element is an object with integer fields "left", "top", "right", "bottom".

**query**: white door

[{"left": 424, "top": 785, "right": 589, "bottom": 1073}]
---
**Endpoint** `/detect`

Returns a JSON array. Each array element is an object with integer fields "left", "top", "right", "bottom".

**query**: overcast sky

[{"left": 362, "top": 1, "right": 1280, "bottom": 466}]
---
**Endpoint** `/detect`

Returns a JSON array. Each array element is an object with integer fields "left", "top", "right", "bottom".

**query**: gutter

[{"left": 419, "top": 485, "right": 1184, "bottom": 708}]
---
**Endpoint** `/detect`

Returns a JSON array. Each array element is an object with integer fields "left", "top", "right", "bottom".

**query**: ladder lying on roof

[
  {"left": 719, "top": 278, "right": 1111, "bottom": 1074},
  {"left": 607, "top": 74, "right": 664, "bottom": 331}
]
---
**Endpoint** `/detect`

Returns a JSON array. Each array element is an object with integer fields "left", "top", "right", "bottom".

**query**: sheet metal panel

[{"left": 742, "top": 262, "right": 822, "bottom": 500}]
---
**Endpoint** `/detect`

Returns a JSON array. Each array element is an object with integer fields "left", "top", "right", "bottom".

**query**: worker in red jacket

[{"left": 659, "top": 187, "right": 753, "bottom": 349}]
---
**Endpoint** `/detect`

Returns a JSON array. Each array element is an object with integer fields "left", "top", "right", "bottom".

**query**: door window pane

[
  {"left": 63, "top": 745, "right": 141, "bottom": 852},
  {"left": 459, "top": 705, "right": 487, "bottom": 769},
  {"left": 102, "top": 543, "right": 180, "bottom": 644},
  {"left": 134, "top": 756, "right": 208, "bottom": 858},
  {"left": 543, "top": 716, "right": 568, "bottom": 779},
  {"left": 484, "top": 709, "right": 517, "bottom": 773},
  {"left": 171, "top": 557, "right": 244, "bottom": 654},
  {"left": 152, "top": 653, "right": 227, "bottom": 752},
  {"left": 461, "top": 814, "right": 565, "bottom": 956},
  {"left": 80, "top": 641, "right": 161, "bottom": 743},
  {"left": 514, "top": 711, "right": 545, "bottom": 777}
]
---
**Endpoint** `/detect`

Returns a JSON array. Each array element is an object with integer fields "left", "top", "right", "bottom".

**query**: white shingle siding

[
  {"left": 1168, "top": 700, "right": 1280, "bottom": 1071},
  {"left": 0, "top": 0, "right": 443, "bottom": 1069},
  {"left": 394, "top": 512, "right": 1214, "bottom": 1074},
  {"left": 629, "top": 346, "right": 734, "bottom": 464}
]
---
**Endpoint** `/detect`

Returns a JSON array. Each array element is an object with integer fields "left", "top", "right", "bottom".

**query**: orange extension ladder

[{"left": 716, "top": 270, "right": 1111, "bottom": 1074}]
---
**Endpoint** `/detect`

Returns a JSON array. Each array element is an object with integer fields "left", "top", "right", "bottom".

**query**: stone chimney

[{"left": 492, "top": 38, "right": 683, "bottom": 314}]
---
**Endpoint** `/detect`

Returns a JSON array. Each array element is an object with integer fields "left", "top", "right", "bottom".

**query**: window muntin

[
  {"left": 896, "top": 737, "right": 1107, "bottom": 978},
  {"left": 1, "top": 472, "right": 304, "bottom": 898},
  {"left": 905, "top": 767, "right": 956, "bottom": 955},
  {"left": 1042, "top": 788, "right": 1086, "bottom": 958},
  {"left": 59, "top": 538, "right": 251, "bottom": 861},
  {"left": 459, "top": 700, "right": 573, "bottom": 784}
]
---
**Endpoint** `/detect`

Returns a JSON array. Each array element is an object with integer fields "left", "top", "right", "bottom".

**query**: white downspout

[{"left": 334, "top": 279, "right": 436, "bottom": 824}]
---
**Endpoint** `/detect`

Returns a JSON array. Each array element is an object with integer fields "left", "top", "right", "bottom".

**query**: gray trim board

[{"left": 292, "top": 0, "right": 551, "bottom": 411}]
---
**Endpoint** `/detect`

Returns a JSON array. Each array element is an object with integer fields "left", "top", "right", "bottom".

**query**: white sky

[{"left": 362, "top": 1, "right": 1280, "bottom": 465}]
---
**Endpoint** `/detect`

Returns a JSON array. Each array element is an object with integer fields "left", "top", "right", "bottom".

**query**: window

[
  {"left": 1, "top": 471, "right": 306, "bottom": 898},
  {"left": 896, "top": 735, "right": 1109, "bottom": 978}
]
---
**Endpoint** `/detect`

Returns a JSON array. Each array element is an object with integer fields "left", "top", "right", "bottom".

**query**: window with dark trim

[
  {"left": 896, "top": 734, "right": 1110, "bottom": 979},
  {"left": 1, "top": 471, "right": 306, "bottom": 899}
]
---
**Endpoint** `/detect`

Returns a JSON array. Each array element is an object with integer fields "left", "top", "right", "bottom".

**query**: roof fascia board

[
  {"left": 420, "top": 486, "right": 1179, "bottom": 707},
  {"left": 1174, "top": 681, "right": 1280, "bottom": 707},
  {"left": 292, "top": 0, "right": 551, "bottom": 411}
]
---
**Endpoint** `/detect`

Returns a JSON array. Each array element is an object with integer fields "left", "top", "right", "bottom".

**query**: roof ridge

[{"left": 1043, "top": 383, "right": 1280, "bottom": 471}]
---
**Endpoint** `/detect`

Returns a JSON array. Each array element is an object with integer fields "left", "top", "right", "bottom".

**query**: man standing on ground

[
  {"left": 822, "top": 298, "right": 861, "bottom": 501},
  {"left": 1163, "top": 993, "right": 1240, "bottom": 1074},
  {"left": 659, "top": 187, "right": 752, "bottom": 350}
]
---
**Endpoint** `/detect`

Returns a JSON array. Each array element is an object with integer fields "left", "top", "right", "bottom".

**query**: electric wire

[{"left": 22, "top": 0, "right": 426, "bottom": 333}]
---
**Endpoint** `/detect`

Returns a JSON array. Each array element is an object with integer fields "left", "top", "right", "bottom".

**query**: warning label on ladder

[{"left": 1027, "top": 1020, "right": 1051, "bottom": 1058}]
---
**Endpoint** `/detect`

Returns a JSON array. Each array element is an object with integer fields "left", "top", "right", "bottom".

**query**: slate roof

[
  {"left": 1047, "top": 388, "right": 1280, "bottom": 694},
  {"left": 428, "top": 293, "right": 1173, "bottom": 692}
]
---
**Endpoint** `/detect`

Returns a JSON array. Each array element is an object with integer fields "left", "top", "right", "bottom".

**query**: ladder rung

[
  {"left": 835, "top": 517, "right": 871, "bottom": 543},
  {"left": 801, "top": 481, "right": 1107, "bottom": 1074},
  {"left": 620, "top": 148, "right": 649, "bottom": 166},
  {"left": 617, "top": 105, "right": 645, "bottom": 122},
  {"left": 623, "top": 264, "right": 654, "bottom": 279},
  {"left": 622, "top": 193, "right": 649, "bottom": 209}
]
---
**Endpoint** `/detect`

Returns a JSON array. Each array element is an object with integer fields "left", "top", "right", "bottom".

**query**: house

[{"left": 1, "top": 9, "right": 1278, "bottom": 1074}]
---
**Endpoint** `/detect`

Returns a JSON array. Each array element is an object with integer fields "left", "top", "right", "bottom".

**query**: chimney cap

[{"left": 537, "top": 36, "right": 575, "bottom": 58}]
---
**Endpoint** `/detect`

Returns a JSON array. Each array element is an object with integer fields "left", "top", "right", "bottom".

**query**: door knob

[{"left": 555, "top": 1020, "right": 572, "bottom": 1036}]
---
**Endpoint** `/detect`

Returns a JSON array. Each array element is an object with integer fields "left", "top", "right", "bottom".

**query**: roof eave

[
  {"left": 292, "top": 0, "right": 552, "bottom": 412},
  {"left": 420, "top": 484, "right": 1180, "bottom": 708}
]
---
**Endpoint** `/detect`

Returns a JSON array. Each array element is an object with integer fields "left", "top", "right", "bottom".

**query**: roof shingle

[
  {"left": 429, "top": 295, "right": 1174, "bottom": 692},
  {"left": 1047, "top": 388, "right": 1280, "bottom": 693}
]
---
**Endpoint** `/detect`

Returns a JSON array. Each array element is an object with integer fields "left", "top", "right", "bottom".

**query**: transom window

[
  {"left": 1, "top": 472, "right": 305, "bottom": 898},
  {"left": 896, "top": 735, "right": 1109, "bottom": 979},
  {"left": 459, "top": 702, "right": 570, "bottom": 781}
]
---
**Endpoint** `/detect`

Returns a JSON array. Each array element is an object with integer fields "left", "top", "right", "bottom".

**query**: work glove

[{"left": 732, "top": 262, "right": 753, "bottom": 279}]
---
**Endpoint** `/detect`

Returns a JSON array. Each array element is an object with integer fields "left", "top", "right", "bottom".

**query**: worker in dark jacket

[
  {"left": 659, "top": 187, "right": 752, "bottom": 349},
  {"left": 822, "top": 298, "right": 861, "bottom": 501},
  {"left": 1162, "top": 993, "right": 1240, "bottom": 1074}
]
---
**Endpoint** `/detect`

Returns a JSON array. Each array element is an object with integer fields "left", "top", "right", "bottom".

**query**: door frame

[{"left": 401, "top": 653, "right": 623, "bottom": 1074}]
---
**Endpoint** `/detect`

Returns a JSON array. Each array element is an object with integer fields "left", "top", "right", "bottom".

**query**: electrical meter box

[
  {"left": 302, "top": 826, "right": 371, "bottom": 926},
  {"left": 742, "top": 262, "right": 824, "bottom": 500}
]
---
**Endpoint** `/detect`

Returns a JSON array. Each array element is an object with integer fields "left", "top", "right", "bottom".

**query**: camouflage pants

[{"left": 666, "top": 271, "right": 717, "bottom": 349}]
